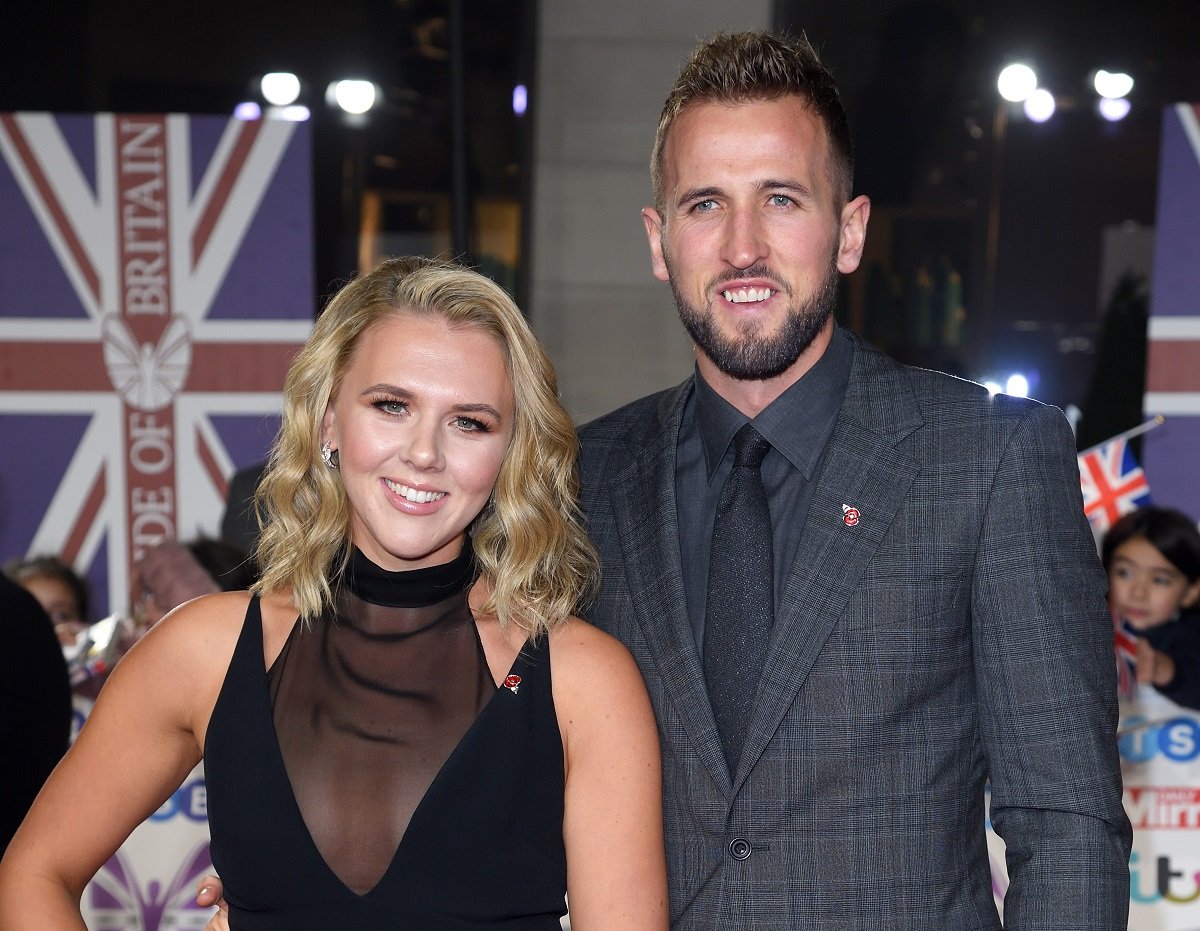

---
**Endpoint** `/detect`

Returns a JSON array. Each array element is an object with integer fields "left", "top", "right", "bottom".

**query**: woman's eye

[
  {"left": 455, "top": 416, "right": 491, "bottom": 433},
  {"left": 374, "top": 399, "right": 407, "bottom": 415}
]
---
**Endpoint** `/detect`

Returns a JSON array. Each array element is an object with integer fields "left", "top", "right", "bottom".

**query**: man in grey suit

[{"left": 576, "top": 31, "right": 1131, "bottom": 928}]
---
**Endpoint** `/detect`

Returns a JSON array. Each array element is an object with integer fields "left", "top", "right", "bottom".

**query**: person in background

[
  {"left": 0, "top": 574, "right": 72, "bottom": 856},
  {"left": 0, "top": 256, "right": 667, "bottom": 930},
  {"left": 1103, "top": 505, "right": 1200, "bottom": 710},
  {"left": 220, "top": 463, "right": 268, "bottom": 559},
  {"left": 133, "top": 536, "right": 257, "bottom": 635},
  {"left": 5, "top": 555, "right": 90, "bottom": 645}
]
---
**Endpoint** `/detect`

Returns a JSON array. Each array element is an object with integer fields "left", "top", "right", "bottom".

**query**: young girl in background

[{"left": 1103, "top": 505, "right": 1200, "bottom": 710}]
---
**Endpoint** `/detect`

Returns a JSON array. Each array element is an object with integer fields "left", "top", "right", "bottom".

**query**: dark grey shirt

[{"left": 675, "top": 326, "right": 853, "bottom": 645}]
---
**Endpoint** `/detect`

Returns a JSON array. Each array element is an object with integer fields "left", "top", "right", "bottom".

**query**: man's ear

[
  {"left": 642, "top": 207, "right": 670, "bottom": 283},
  {"left": 836, "top": 195, "right": 871, "bottom": 275}
]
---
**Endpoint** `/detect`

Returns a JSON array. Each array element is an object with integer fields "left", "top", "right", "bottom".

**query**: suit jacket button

[{"left": 728, "top": 838, "right": 752, "bottom": 860}]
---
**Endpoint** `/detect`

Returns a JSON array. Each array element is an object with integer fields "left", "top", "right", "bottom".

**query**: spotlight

[
  {"left": 1005, "top": 373, "right": 1030, "bottom": 398},
  {"left": 997, "top": 63, "right": 1038, "bottom": 103},
  {"left": 261, "top": 72, "right": 301, "bottom": 107},
  {"left": 1098, "top": 97, "right": 1131, "bottom": 122},
  {"left": 328, "top": 80, "right": 378, "bottom": 115},
  {"left": 233, "top": 101, "right": 262, "bottom": 121},
  {"left": 1093, "top": 70, "right": 1134, "bottom": 100},
  {"left": 1023, "top": 88, "right": 1056, "bottom": 123}
]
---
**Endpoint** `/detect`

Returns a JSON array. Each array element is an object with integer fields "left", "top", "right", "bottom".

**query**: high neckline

[{"left": 342, "top": 539, "right": 477, "bottom": 608}]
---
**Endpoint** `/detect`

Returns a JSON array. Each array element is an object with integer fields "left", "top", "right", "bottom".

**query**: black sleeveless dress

[{"left": 205, "top": 542, "right": 568, "bottom": 929}]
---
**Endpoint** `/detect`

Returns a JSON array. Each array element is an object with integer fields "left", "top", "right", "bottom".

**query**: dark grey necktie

[{"left": 703, "top": 423, "right": 773, "bottom": 773}]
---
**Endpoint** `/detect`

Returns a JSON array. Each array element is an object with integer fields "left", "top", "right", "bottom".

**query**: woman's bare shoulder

[
  {"left": 135, "top": 590, "right": 253, "bottom": 654},
  {"left": 547, "top": 616, "right": 647, "bottom": 698}
]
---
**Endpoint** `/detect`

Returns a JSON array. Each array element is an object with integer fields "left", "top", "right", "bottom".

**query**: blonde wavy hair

[{"left": 253, "top": 255, "right": 598, "bottom": 638}]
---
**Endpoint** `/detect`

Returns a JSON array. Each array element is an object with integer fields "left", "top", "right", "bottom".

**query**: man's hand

[{"left": 196, "top": 875, "right": 228, "bottom": 931}]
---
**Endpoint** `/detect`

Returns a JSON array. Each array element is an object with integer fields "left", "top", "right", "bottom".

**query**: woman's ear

[{"left": 320, "top": 403, "right": 335, "bottom": 447}]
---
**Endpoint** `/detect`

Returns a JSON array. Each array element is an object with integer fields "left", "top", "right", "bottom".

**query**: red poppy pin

[
  {"left": 842, "top": 505, "right": 860, "bottom": 527},
  {"left": 503, "top": 674, "right": 522, "bottom": 694}
]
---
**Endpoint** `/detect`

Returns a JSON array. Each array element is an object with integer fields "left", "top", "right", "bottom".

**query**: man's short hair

[{"left": 651, "top": 31, "right": 855, "bottom": 210}]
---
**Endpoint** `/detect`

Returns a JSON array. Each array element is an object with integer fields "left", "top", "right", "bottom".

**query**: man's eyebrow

[
  {"left": 677, "top": 186, "right": 724, "bottom": 204},
  {"left": 759, "top": 178, "right": 815, "bottom": 198}
]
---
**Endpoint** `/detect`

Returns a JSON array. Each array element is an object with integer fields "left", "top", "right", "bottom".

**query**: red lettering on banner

[
  {"left": 116, "top": 116, "right": 179, "bottom": 581},
  {"left": 1124, "top": 786, "right": 1200, "bottom": 829}
]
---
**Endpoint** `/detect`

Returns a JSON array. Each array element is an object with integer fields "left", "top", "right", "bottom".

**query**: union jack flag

[
  {"left": 0, "top": 112, "right": 313, "bottom": 617},
  {"left": 1113, "top": 613, "right": 1140, "bottom": 702},
  {"left": 1077, "top": 436, "right": 1152, "bottom": 534}
]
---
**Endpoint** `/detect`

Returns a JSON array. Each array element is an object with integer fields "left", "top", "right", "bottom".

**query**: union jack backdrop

[
  {"left": 1078, "top": 435, "right": 1152, "bottom": 535},
  {"left": 0, "top": 112, "right": 313, "bottom": 618},
  {"left": 1143, "top": 103, "right": 1200, "bottom": 521}
]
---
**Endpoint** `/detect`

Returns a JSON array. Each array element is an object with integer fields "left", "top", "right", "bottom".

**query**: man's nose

[{"left": 721, "top": 209, "right": 768, "bottom": 269}]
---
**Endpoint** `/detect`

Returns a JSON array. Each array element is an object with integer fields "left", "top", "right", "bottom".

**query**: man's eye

[
  {"left": 694, "top": 199, "right": 718, "bottom": 212},
  {"left": 770, "top": 194, "right": 793, "bottom": 207}
]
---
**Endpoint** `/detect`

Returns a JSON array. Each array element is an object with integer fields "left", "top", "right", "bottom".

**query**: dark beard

[{"left": 667, "top": 256, "right": 839, "bottom": 381}]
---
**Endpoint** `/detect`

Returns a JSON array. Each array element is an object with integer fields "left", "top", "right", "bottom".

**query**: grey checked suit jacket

[{"left": 577, "top": 332, "right": 1131, "bottom": 930}]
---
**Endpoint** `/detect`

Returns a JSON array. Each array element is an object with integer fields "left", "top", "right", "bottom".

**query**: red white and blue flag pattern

[
  {"left": 1142, "top": 103, "right": 1200, "bottom": 520},
  {"left": 0, "top": 112, "right": 313, "bottom": 617},
  {"left": 1078, "top": 436, "right": 1152, "bottom": 534},
  {"left": 1113, "top": 613, "right": 1140, "bottom": 702}
]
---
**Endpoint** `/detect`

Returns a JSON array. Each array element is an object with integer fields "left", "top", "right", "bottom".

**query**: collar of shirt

[{"left": 694, "top": 325, "right": 854, "bottom": 483}]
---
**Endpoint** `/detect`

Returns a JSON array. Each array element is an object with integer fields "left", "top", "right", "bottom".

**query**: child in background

[
  {"left": 5, "top": 555, "right": 90, "bottom": 645},
  {"left": 1102, "top": 505, "right": 1200, "bottom": 710}
]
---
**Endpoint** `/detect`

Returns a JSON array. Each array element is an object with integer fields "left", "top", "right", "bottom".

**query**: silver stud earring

[{"left": 321, "top": 441, "right": 339, "bottom": 470}]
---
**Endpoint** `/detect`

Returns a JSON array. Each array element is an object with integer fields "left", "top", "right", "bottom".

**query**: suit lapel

[
  {"left": 604, "top": 381, "right": 733, "bottom": 792},
  {"left": 733, "top": 339, "right": 925, "bottom": 789}
]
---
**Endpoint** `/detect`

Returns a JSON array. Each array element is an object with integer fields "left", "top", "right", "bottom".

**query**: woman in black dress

[{"left": 0, "top": 257, "right": 668, "bottom": 930}]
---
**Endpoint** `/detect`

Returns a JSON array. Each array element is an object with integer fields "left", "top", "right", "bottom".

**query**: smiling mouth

[
  {"left": 722, "top": 286, "right": 774, "bottom": 304},
  {"left": 384, "top": 478, "right": 446, "bottom": 503}
]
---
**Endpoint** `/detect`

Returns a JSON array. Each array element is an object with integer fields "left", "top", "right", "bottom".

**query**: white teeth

[
  {"left": 384, "top": 479, "right": 446, "bottom": 503},
  {"left": 723, "top": 287, "right": 773, "bottom": 304}
]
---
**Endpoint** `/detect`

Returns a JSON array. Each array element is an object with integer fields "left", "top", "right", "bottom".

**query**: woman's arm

[
  {"left": 552, "top": 618, "right": 668, "bottom": 930},
  {"left": 0, "top": 593, "right": 246, "bottom": 930}
]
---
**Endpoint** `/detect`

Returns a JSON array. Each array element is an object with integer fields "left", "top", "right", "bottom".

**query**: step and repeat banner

[{"left": 1, "top": 111, "right": 313, "bottom": 929}]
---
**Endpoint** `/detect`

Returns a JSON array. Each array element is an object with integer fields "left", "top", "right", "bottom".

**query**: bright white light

[
  {"left": 512, "top": 84, "right": 527, "bottom": 116},
  {"left": 983, "top": 380, "right": 1003, "bottom": 396},
  {"left": 1098, "top": 97, "right": 1131, "bottom": 122},
  {"left": 1093, "top": 69, "right": 1134, "bottom": 99},
  {"left": 261, "top": 72, "right": 301, "bottom": 106},
  {"left": 267, "top": 104, "right": 311, "bottom": 122},
  {"left": 329, "top": 79, "right": 377, "bottom": 115},
  {"left": 233, "top": 101, "right": 261, "bottom": 121},
  {"left": 1023, "top": 88, "right": 1056, "bottom": 123},
  {"left": 997, "top": 63, "right": 1038, "bottom": 102},
  {"left": 1005, "top": 373, "right": 1030, "bottom": 398}
]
